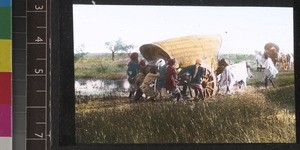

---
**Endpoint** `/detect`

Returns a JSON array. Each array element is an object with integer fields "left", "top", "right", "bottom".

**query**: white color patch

[{"left": 0, "top": 137, "right": 12, "bottom": 150}]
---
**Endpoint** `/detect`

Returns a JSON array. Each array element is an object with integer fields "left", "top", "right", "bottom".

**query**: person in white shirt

[{"left": 263, "top": 53, "right": 279, "bottom": 88}]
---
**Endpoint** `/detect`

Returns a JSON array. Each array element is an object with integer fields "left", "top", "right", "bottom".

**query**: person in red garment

[{"left": 165, "top": 59, "right": 182, "bottom": 101}]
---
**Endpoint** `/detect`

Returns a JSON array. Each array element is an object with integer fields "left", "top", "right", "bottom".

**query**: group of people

[
  {"left": 126, "top": 51, "right": 279, "bottom": 102},
  {"left": 126, "top": 52, "right": 206, "bottom": 102}
]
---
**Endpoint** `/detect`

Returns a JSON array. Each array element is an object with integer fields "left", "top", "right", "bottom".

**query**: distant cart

[
  {"left": 139, "top": 35, "right": 222, "bottom": 99},
  {"left": 264, "top": 42, "right": 279, "bottom": 65},
  {"left": 255, "top": 43, "right": 279, "bottom": 71}
]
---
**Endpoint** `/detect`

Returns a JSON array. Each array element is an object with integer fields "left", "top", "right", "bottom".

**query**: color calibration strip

[{"left": 0, "top": 0, "right": 12, "bottom": 150}]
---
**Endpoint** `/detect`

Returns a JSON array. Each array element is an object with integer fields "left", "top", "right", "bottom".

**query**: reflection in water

[{"left": 75, "top": 79, "right": 129, "bottom": 95}]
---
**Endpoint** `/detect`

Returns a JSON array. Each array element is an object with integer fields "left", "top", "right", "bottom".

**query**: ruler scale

[{"left": 26, "top": 0, "right": 50, "bottom": 149}]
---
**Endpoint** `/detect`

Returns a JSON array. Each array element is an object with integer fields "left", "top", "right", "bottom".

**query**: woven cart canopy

[{"left": 139, "top": 35, "right": 222, "bottom": 67}]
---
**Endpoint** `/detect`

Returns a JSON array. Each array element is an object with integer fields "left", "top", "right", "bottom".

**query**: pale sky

[{"left": 73, "top": 5, "right": 293, "bottom": 54}]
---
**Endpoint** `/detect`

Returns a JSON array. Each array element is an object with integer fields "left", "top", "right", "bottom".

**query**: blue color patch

[{"left": 0, "top": 0, "right": 11, "bottom": 7}]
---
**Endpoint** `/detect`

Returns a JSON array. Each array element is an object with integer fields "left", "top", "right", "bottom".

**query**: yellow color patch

[{"left": 0, "top": 40, "right": 12, "bottom": 72}]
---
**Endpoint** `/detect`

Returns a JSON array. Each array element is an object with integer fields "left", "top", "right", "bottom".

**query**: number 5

[{"left": 35, "top": 69, "right": 44, "bottom": 74}]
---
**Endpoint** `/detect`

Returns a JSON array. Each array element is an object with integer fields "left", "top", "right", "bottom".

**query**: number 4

[{"left": 35, "top": 37, "right": 43, "bottom": 42}]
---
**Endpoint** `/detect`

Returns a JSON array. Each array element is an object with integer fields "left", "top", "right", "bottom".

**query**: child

[
  {"left": 140, "top": 66, "right": 160, "bottom": 101},
  {"left": 133, "top": 60, "right": 147, "bottom": 102}
]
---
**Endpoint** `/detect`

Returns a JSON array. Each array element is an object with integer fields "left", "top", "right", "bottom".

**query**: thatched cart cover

[
  {"left": 264, "top": 42, "right": 279, "bottom": 64},
  {"left": 139, "top": 35, "right": 222, "bottom": 68}
]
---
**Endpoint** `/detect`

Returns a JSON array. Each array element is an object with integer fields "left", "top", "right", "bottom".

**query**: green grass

[
  {"left": 75, "top": 70, "right": 295, "bottom": 143},
  {"left": 74, "top": 53, "right": 144, "bottom": 79},
  {"left": 74, "top": 55, "right": 127, "bottom": 79},
  {"left": 248, "top": 69, "right": 294, "bottom": 87}
]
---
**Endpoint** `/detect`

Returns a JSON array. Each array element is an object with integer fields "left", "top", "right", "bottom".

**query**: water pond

[{"left": 75, "top": 79, "right": 130, "bottom": 96}]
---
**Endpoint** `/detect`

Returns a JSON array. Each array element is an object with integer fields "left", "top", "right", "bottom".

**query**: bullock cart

[
  {"left": 264, "top": 42, "right": 279, "bottom": 65},
  {"left": 263, "top": 42, "right": 292, "bottom": 71},
  {"left": 139, "top": 35, "right": 222, "bottom": 99}
]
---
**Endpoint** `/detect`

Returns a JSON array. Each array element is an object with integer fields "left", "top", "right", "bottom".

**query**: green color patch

[{"left": 0, "top": 7, "right": 11, "bottom": 39}]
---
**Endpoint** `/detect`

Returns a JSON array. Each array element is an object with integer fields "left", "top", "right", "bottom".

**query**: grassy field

[
  {"left": 75, "top": 69, "right": 295, "bottom": 143},
  {"left": 75, "top": 53, "right": 139, "bottom": 79}
]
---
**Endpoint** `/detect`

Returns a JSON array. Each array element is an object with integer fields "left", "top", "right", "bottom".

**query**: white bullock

[{"left": 217, "top": 61, "right": 253, "bottom": 94}]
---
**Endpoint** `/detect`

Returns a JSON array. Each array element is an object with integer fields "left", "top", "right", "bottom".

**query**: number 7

[{"left": 35, "top": 133, "right": 44, "bottom": 138}]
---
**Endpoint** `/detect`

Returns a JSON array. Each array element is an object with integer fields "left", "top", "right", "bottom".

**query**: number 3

[{"left": 35, "top": 5, "right": 44, "bottom": 10}]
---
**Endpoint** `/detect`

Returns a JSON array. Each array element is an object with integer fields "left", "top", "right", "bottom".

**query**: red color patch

[{"left": 0, "top": 72, "right": 11, "bottom": 104}]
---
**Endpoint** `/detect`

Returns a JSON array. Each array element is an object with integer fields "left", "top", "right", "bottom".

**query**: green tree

[{"left": 105, "top": 38, "right": 134, "bottom": 61}]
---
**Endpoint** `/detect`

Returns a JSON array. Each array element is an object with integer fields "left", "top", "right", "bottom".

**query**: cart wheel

[{"left": 201, "top": 64, "right": 217, "bottom": 99}]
